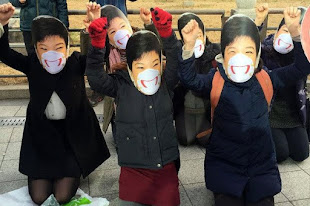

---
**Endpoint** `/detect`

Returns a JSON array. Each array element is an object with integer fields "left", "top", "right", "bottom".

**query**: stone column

[
  {"left": 183, "top": 0, "right": 194, "bottom": 7},
  {"left": 234, "top": 0, "right": 257, "bottom": 19}
]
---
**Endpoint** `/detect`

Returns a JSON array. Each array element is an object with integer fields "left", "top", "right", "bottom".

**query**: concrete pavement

[{"left": 0, "top": 99, "right": 310, "bottom": 206}]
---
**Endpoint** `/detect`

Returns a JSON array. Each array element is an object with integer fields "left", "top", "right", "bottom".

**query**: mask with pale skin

[
  {"left": 36, "top": 35, "right": 68, "bottom": 74},
  {"left": 193, "top": 29, "right": 205, "bottom": 58},
  {"left": 223, "top": 36, "right": 257, "bottom": 83},
  {"left": 129, "top": 50, "right": 162, "bottom": 95},
  {"left": 107, "top": 17, "right": 133, "bottom": 49},
  {"left": 273, "top": 25, "right": 294, "bottom": 54}
]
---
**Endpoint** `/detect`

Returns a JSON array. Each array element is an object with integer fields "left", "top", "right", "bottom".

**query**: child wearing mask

[
  {"left": 86, "top": 6, "right": 181, "bottom": 206},
  {"left": 174, "top": 12, "right": 221, "bottom": 146},
  {"left": 0, "top": 3, "right": 110, "bottom": 205},
  {"left": 178, "top": 7, "right": 310, "bottom": 206},
  {"left": 83, "top": 2, "right": 159, "bottom": 140},
  {"left": 255, "top": 4, "right": 309, "bottom": 163}
]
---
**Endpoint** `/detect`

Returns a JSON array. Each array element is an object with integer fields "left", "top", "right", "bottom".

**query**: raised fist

[
  {"left": 151, "top": 7, "right": 172, "bottom": 38},
  {"left": 89, "top": 17, "right": 108, "bottom": 49},
  {"left": 284, "top": 7, "right": 301, "bottom": 38},
  {"left": 0, "top": 3, "right": 15, "bottom": 26},
  {"left": 255, "top": 3, "right": 269, "bottom": 26},
  {"left": 86, "top": 2, "right": 101, "bottom": 22},
  {"left": 140, "top": 8, "right": 152, "bottom": 25},
  {"left": 181, "top": 19, "right": 200, "bottom": 50}
]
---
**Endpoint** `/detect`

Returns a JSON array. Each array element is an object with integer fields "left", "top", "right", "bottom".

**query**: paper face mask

[
  {"left": 226, "top": 53, "right": 255, "bottom": 83},
  {"left": 273, "top": 33, "right": 294, "bottom": 54},
  {"left": 301, "top": 6, "right": 310, "bottom": 62},
  {"left": 136, "top": 69, "right": 161, "bottom": 95},
  {"left": 113, "top": 29, "right": 132, "bottom": 49},
  {"left": 41, "top": 50, "right": 66, "bottom": 74},
  {"left": 194, "top": 39, "right": 205, "bottom": 58}
]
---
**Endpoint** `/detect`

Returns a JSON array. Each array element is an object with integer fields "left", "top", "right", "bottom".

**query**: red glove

[
  {"left": 151, "top": 7, "right": 173, "bottom": 38},
  {"left": 88, "top": 17, "right": 108, "bottom": 49}
]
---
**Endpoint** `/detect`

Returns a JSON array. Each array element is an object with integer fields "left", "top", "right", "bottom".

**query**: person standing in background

[{"left": 9, "top": 0, "right": 69, "bottom": 55}]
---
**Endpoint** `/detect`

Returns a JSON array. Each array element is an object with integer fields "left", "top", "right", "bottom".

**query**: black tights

[{"left": 28, "top": 177, "right": 80, "bottom": 205}]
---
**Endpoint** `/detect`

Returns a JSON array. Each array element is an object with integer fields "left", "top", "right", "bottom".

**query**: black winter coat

[
  {"left": 86, "top": 33, "right": 180, "bottom": 169},
  {"left": 0, "top": 25, "right": 110, "bottom": 178}
]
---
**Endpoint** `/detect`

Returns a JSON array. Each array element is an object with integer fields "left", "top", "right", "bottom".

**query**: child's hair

[
  {"left": 101, "top": 5, "right": 130, "bottom": 26},
  {"left": 221, "top": 14, "right": 260, "bottom": 57},
  {"left": 178, "top": 13, "right": 205, "bottom": 41},
  {"left": 31, "top": 16, "right": 69, "bottom": 47},
  {"left": 126, "top": 30, "right": 162, "bottom": 70}
]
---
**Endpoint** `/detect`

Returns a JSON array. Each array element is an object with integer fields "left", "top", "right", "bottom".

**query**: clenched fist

[
  {"left": 0, "top": 3, "right": 15, "bottom": 26},
  {"left": 284, "top": 7, "right": 301, "bottom": 38},
  {"left": 181, "top": 19, "right": 200, "bottom": 50}
]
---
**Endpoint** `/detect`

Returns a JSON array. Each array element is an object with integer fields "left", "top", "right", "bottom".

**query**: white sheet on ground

[{"left": 0, "top": 186, "right": 109, "bottom": 206}]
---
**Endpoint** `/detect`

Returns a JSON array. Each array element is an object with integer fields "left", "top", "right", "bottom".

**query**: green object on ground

[{"left": 62, "top": 197, "right": 92, "bottom": 206}]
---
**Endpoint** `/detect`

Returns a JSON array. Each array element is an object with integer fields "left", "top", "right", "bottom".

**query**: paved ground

[{"left": 0, "top": 99, "right": 310, "bottom": 206}]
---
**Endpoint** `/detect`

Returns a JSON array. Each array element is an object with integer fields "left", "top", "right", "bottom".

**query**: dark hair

[
  {"left": 221, "top": 15, "right": 260, "bottom": 57},
  {"left": 178, "top": 13, "right": 205, "bottom": 40},
  {"left": 101, "top": 5, "right": 129, "bottom": 26},
  {"left": 31, "top": 16, "right": 68, "bottom": 47},
  {"left": 126, "top": 31, "right": 162, "bottom": 70}
]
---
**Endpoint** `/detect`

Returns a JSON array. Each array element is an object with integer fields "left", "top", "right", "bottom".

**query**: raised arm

[
  {"left": 178, "top": 19, "right": 213, "bottom": 97},
  {"left": 255, "top": 3, "right": 269, "bottom": 27},
  {"left": 85, "top": 4, "right": 118, "bottom": 98},
  {"left": 269, "top": 7, "right": 310, "bottom": 89},
  {"left": 0, "top": 3, "right": 29, "bottom": 74},
  {"left": 150, "top": 7, "right": 180, "bottom": 90}
]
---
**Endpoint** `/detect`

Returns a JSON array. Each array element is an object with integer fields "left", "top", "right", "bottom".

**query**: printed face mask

[
  {"left": 136, "top": 69, "right": 161, "bottom": 95},
  {"left": 273, "top": 33, "right": 294, "bottom": 54},
  {"left": 113, "top": 29, "right": 132, "bottom": 49},
  {"left": 226, "top": 53, "right": 255, "bottom": 83},
  {"left": 194, "top": 39, "right": 205, "bottom": 58},
  {"left": 40, "top": 50, "right": 66, "bottom": 74}
]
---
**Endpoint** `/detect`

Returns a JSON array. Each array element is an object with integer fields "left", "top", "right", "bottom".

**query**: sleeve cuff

[
  {"left": 0, "top": 24, "right": 4, "bottom": 38},
  {"left": 182, "top": 45, "right": 194, "bottom": 60},
  {"left": 292, "top": 35, "right": 301, "bottom": 42}
]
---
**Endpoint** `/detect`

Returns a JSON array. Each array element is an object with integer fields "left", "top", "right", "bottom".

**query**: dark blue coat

[
  {"left": 262, "top": 34, "right": 307, "bottom": 126},
  {"left": 178, "top": 42, "right": 310, "bottom": 202}
]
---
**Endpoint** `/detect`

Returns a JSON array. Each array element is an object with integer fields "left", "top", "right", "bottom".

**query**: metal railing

[{"left": 0, "top": 8, "right": 285, "bottom": 79}]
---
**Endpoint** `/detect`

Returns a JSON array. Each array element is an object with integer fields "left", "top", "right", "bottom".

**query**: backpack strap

[
  {"left": 196, "top": 70, "right": 224, "bottom": 139},
  {"left": 255, "top": 69, "right": 273, "bottom": 106},
  {"left": 210, "top": 70, "right": 225, "bottom": 123},
  {"left": 196, "top": 69, "right": 273, "bottom": 139}
]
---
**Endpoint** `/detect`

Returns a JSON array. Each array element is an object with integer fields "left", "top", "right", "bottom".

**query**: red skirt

[{"left": 119, "top": 162, "right": 180, "bottom": 206}]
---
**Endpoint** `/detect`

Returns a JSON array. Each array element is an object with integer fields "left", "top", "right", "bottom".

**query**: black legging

[
  {"left": 271, "top": 127, "right": 309, "bottom": 163},
  {"left": 28, "top": 177, "right": 80, "bottom": 205}
]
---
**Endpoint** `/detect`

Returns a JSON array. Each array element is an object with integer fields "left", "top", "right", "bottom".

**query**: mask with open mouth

[
  {"left": 194, "top": 39, "right": 205, "bottom": 58},
  {"left": 136, "top": 68, "right": 161, "bottom": 95},
  {"left": 41, "top": 50, "right": 66, "bottom": 74},
  {"left": 113, "top": 29, "right": 132, "bottom": 49},
  {"left": 273, "top": 33, "right": 294, "bottom": 54},
  {"left": 226, "top": 53, "right": 254, "bottom": 83}
]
